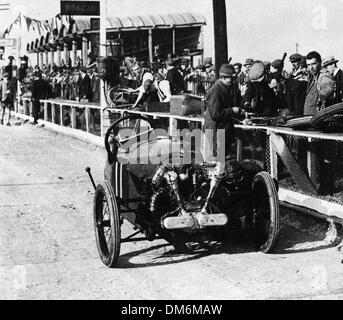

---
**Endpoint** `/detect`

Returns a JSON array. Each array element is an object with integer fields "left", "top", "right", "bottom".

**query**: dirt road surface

[{"left": 1, "top": 123, "right": 343, "bottom": 300}]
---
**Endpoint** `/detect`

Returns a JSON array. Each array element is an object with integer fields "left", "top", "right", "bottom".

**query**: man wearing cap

[
  {"left": 322, "top": 56, "right": 343, "bottom": 104},
  {"left": 0, "top": 73, "right": 16, "bottom": 126},
  {"left": 282, "top": 53, "right": 308, "bottom": 116},
  {"left": 243, "top": 61, "right": 279, "bottom": 117},
  {"left": 204, "top": 63, "right": 242, "bottom": 159},
  {"left": 31, "top": 71, "right": 51, "bottom": 125},
  {"left": 165, "top": 55, "right": 185, "bottom": 95},
  {"left": 289, "top": 53, "right": 307, "bottom": 80},
  {"left": 78, "top": 67, "right": 93, "bottom": 102}
]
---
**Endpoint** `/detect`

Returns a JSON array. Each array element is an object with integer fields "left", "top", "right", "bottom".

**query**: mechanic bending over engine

[{"left": 204, "top": 63, "right": 243, "bottom": 166}]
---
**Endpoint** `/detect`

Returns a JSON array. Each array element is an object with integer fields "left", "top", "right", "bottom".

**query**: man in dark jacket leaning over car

[{"left": 204, "top": 63, "right": 242, "bottom": 161}]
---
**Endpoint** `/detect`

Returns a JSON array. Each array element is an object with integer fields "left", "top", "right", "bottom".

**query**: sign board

[
  {"left": 60, "top": 1, "right": 100, "bottom": 16},
  {"left": 90, "top": 18, "right": 100, "bottom": 30},
  {"left": 0, "top": 39, "right": 17, "bottom": 47}
]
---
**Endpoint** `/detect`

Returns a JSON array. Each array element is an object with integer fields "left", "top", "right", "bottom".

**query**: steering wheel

[{"left": 105, "top": 114, "right": 156, "bottom": 162}]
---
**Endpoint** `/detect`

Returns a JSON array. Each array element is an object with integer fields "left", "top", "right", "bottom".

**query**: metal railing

[
  {"left": 18, "top": 97, "right": 102, "bottom": 136},
  {"left": 13, "top": 98, "right": 343, "bottom": 219}
]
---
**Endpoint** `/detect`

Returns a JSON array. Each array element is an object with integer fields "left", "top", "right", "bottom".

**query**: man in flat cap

[
  {"left": 322, "top": 55, "right": 343, "bottom": 104},
  {"left": 0, "top": 73, "right": 16, "bottom": 126},
  {"left": 165, "top": 54, "right": 185, "bottom": 95},
  {"left": 204, "top": 63, "right": 242, "bottom": 160},
  {"left": 31, "top": 71, "right": 51, "bottom": 125},
  {"left": 289, "top": 53, "right": 307, "bottom": 81},
  {"left": 78, "top": 67, "right": 93, "bottom": 102},
  {"left": 243, "top": 61, "right": 279, "bottom": 117},
  {"left": 284, "top": 54, "right": 308, "bottom": 116}
]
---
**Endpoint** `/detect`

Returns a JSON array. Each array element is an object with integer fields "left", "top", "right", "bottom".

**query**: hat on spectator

[
  {"left": 195, "top": 64, "right": 204, "bottom": 70},
  {"left": 271, "top": 59, "right": 284, "bottom": 69},
  {"left": 322, "top": 56, "right": 339, "bottom": 68},
  {"left": 244, "top": 58, "right": 254, "bottom": 66},
  {"left": 249, "top": 60, "right": 265, "bottom": 82},
  {"left": 204, "top": 57, "right": 213, "bottom": 68},
  {"left": 166, "top": 54, "right": 181, "bottom": 67},
  {"left": 181, "top": 58, "right": 190, "bottom": 65},
  {"left": 32, "top": 71, "right": 42, "bottom": 77},
  {"left": 233, "top": 63, "right": 242, "bottom": 68},
  {"left": 80, "top": 66, "right": 87, "bottom": 73},
  {"left": 289, "top": 53, "right": 303, "bottom": 63},
  {"left": 219, "top": 64, "right": 235, "bottom": 77}
]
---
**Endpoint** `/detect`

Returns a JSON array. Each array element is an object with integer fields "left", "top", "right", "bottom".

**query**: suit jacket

[
  {"left": 31, "top": 78, "right": 51, "bottom": 100},
  {"left": 333, "top": 69, "right": 343, "bottom": 104},
  {"left": 166, "top": 68, "right": 185, "bottom": 95},
  {"left": 0, "top": 79, "right": 16, "bottom": 103},
  {"left": 78, "top": 74, "right": 93, "bottom": 101},
  {"left": 204, "top": 81, "right": 236, "bottom": 156},
  {"left": 285, "top": 78, "right": 308, "bottom": 116},
  {"left": 243, "top": 80, "right": 279, "bottom": 116},
  {"left": 303, "top": 73, "right": 320, "bottom": 116}
]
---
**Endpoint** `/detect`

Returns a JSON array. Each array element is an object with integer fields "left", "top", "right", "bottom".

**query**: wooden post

[
  {"left": 56, "top": 47, "right": 61, "bottom": 66},
  {"left": 71, "top": 107, "right": 76, "bottom": 129},
  {"left": 64, "top": 42, "right": 69, "bottom": 66},
  {"left": 148, "top": 29, "right": 153, "bottom": 64},
  {"left": 212, "top": 0, "right": 228, "bottom": 78},
  {"left": 45, "top": 51, "right": 49, "bottom": 67},
  {"left": 85, "top": 107, "right": 90, "bottom": 133},
  {"left": 60, "top": 105, "right": 63, "bottom": 125},
  {"left": 82, "top": 36, "right": 88, "bottom": 67},
  {"left": 51, "top": 103, "right": 56, "bottom": 124},
  {"left": 172, "top": 28, "right": 176, "bottom": 55},
  {"left": 72, "top": 39, "right": 77, "bottom": 67},
  {"left": 44, "top": 101, "right": 48, "bottom": 121}
]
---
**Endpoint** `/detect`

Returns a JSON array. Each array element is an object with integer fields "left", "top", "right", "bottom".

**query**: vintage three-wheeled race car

[{"left": 87, "top": 114, "right": 280, "bottom": 268}]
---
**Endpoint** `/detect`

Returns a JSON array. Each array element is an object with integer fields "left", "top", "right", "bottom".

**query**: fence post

[
  {"left": 71, "top": 107, "right": 76, "bottom": 129},
  {"left": 44, "top": 101, "right": 48, "bottom": 121},
  {"left": 60, "top": 105, "right": 63, "bottom": 125},
  {"left": 85, "top": 107, "right": 90, "bottom": 133},
  {"left": 51, "top": 103, "right": 56, "bottom": 124},
  {"left": 268, "top": 132, "right": 278, "bottom": 179}
]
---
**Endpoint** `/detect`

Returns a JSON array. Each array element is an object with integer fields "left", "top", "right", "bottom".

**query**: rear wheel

[
  {"left": 252, "top": 172, "right": 280, "bottom": 253},
  {"left": 93, "top": 180, "right": 121, "bottom": 267}
]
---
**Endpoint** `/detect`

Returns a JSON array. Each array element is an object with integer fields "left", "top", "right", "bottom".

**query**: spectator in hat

[
  {"left": 78, "top": 67, "right": 93, "bottom": 102},
  {"left": 4, "top": 56, "right": 14, "bottom": 81},
  {"left": 165, "top": 55, "right": 185, "bottom": 95},
  {"left": 322, "top": 55, "right": 343, "bottom": 104},
  {"left": 0, "top": 73, "right": 16, "bottom": 126},
  {"left": 289, "top": 53, "right": 307, "bottom": 80},
  {"left": 271, "top": 59, "right": 284, "bottom": 77},
  {"left": 31, "top": 71, "right": 51, "bottom": 125},
  {"left": 204, "top": 63, "right": 242, "bottom": 159},
  {"left": 243, "top": 60, "right": 279, "bottom": 116}
]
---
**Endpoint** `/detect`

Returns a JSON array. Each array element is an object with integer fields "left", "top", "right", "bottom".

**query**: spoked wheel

[
  {"left": 252, "top": 172, "right": 280, "bottom": 253},
  {"left": 93, "top": 180, "right": 121, "bottom": 268}
]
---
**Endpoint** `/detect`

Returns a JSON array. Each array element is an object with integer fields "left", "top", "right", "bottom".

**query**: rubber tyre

[
  {"left": 252, "top": 172, "right": 280, "bottom": 253},
  {"left": 311, "top": 102, "right": 343, "bottom": 128},
  {"left": 285, "top": 116, "right": 313, "bottom": 129},
  {"left": 93, "top": 180, "right": 121, "bottom": 268}
]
